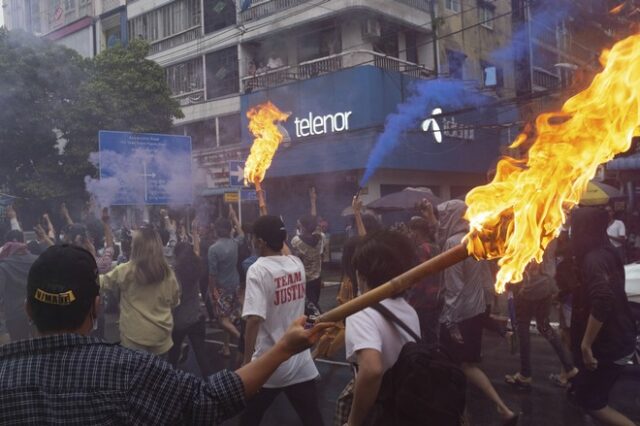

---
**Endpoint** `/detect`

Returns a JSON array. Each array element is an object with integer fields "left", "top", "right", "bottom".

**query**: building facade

[
  {"left": 4, "top": 0, "right": 526, "bottom": 228},
  {"left": 1, "top": 0, "right": 128, "bottom": 57}
]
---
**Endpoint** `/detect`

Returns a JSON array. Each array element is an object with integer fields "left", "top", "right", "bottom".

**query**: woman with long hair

[{"left": 101, "top": 225, "right": 180, "bottom": 355}]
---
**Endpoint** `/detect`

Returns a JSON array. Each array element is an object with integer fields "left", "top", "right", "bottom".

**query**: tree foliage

[{"left": 0, "top": 31, "right": 183, "bottom": 200}]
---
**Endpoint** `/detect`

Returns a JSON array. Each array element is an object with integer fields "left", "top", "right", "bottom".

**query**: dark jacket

[
  {"left": 571, "top": 208, "right": 636, "bottom": 363},
  {"left": 0, "top": 252, "right": 38, "bottom": 340}
]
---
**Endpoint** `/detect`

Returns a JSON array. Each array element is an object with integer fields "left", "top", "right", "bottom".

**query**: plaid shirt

[{"left": 0, "top": 334, "right": 245, "bottom": 425}]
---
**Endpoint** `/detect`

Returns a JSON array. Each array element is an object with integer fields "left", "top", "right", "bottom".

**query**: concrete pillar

[{"left": 341, "top": 19, "right": 372, "bottom": 68}]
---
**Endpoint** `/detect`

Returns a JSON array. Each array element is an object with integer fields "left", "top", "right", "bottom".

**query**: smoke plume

[{"left": 360, "top": 79, "right": 487, "bottom": 186}]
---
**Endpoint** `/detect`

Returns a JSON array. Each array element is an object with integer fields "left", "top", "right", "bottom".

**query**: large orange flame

[
  {"left": 244, "top": 101, "right": 290, "bottom": 185},
  {"left": 465, "top": 34, "right": 640, "bottom": 293}
]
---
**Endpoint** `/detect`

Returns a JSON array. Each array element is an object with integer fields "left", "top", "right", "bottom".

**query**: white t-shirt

[
  {"left": 607, "top": 219, "right": 626, "bottom": 248},
  {"left": 242, "top": 255, "right": 319, "bottom": 388},
  {"left": 345, "top": 297, "right": 420, "bottom": 371}
]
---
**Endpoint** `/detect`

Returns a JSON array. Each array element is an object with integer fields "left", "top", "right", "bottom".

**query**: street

[{"left": 104, "top": 282, "right": 640, "bottom": 426}]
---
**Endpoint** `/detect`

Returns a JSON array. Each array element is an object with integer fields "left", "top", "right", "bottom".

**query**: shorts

[
  {"left": 216, "top": 287, "right": 241, "bottom": 323},
  {"left": 568, "top": 362, "right": 624, "bottom": 411},
  {"left": 440, "top": 312, "right": 484, "bottom": 364}
]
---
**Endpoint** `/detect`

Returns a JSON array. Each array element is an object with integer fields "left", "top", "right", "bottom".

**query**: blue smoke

[
  {"left": 360, "top": 1, "right": 571, "bottom": 187},
  {"left": 493, "top": 1, "right": 570, "bottom": 65},
  {"left": 360, "top": 79, "right": 487, "bottom": 186}
]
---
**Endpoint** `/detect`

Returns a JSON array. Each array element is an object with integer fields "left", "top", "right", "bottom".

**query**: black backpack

[{"left": 367, "top": 303, "right": 467, "bottom": 426}]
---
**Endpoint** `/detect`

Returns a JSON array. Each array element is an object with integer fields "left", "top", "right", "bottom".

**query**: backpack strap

[{"left": 372, "top": 303, "right": 422, "bottom": 343}]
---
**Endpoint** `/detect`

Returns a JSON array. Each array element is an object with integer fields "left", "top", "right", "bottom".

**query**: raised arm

[
  {"left": 34, "top": 224, "right": 54, "bottom": 248},
  {"left": 229, "top": 205, "right": 244, "bottom": 238},
  {"left": 42, "top": 213, "right": 56, "bottom": 240},
  {"left": 352, "top": 195, "right": 366, "bottom": 237},
  {"left": 60, "top": 203, "right": 73, "bottom": 226},
  {"left": 6, "top": 205, "right": 21, "bottom": 231},
  {"left": 101, "top": 208, "right": 114, "bottom": 249},
  {"left": 310, "top": 187, "right": 318, "bottom": 217},
  {"left": 192, "top": 219, "right": 201, "bottom": 257}
]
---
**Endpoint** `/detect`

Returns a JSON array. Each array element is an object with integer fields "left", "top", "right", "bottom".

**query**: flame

[
  {"left": 244, "top": 101, "right": 291, "bottom": 185},
  {"left": 465, "top": 34, "right": 640, "bottom": 293},
  {"left": 610, "top": 3, "right": 625, "bottom": 14}
]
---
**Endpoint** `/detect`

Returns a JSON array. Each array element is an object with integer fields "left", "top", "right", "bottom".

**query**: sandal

[
  {"left": 505, "top": 372, "right": 532, "bottom": 389},
  {"left": 548, "top": 373, "right": 569, "bottom": 388}
]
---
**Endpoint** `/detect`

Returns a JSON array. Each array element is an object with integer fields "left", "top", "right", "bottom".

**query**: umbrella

[
  {"left": 579, "top": 181, "right": 625, "bottom": 206},
  {"left": 341, "top": 205, "right": 375, "bottom": 217},
  {"left": 366, "top": 187, "right": 443, "bottom": 212}
]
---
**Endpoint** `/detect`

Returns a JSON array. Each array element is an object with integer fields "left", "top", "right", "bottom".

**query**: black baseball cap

[
  {"left": 27, "top": 245, "right": 99, "bottom": 332},
  {"left": 253, "top": 215, "right": 287, "bottom": 252}
]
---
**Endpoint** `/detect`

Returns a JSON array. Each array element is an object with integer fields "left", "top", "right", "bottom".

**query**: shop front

[{"left": 237, "top": 65, "right": 518, "bottom": 232}]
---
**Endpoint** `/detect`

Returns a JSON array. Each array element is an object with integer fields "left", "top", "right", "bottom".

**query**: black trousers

[
  {"left": 305, "top": 278, "right": 322, "bottom": 309},
  {"left": 239, "top": 379, "right": 324, "bottom": 426},
  {"left": 167, "top": 317, "right": 214, "bottom": 377},
  {"left": 515, "top": 296, "right": 574, "bottom": 377}
]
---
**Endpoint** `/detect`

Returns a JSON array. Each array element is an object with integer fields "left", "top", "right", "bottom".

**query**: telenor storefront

[{"left": 239, "top": 66, "right": 518, "bottom": 231}]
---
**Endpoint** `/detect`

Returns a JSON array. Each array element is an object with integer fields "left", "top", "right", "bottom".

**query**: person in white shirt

[
  {"left": 606, "top": 206, "right": 627, "bottom": 263},
  {"left": 339, "top": 230, "right": 421, "bottom": 426},
  {"left": 241, "top": 215, "right": 323, "bottom": 426}
]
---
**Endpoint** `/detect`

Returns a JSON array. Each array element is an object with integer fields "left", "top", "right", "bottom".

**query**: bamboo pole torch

[
  {"left": 256, "top": 181, "right": 268, "bottom": 216},
  {"left": 315, "top": 244, "right": 470, "bottom": 324}
]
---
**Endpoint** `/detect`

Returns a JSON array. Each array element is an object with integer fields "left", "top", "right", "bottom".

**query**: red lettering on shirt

[{"left": 272, "top": 271, "right": 305, "bottom": 306}]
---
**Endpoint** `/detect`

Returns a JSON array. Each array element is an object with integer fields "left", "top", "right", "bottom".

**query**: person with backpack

[
  {"left": 335, "top": 230, "right": 421, "bottom": 426},
  {"left": 438, "top": 200, "right": 517, "bottom": 425}
]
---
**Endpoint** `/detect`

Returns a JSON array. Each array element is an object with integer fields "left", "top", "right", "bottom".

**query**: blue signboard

[
  {"left": 98, "top": 131, "right": 193, "bottom": 205},
  {"left": 229, "top": 161, "right": 245, "bottom": 187}
]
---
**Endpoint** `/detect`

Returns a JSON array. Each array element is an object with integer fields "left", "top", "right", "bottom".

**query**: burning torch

[
  {"left": 244, "top": 101, "right": 291, "bottom": 216},
  {"left": 315, "top": 33, "right": 640, "bottom": 324}
]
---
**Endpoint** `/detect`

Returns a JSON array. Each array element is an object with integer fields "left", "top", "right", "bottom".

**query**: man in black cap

[
  {"left": 241, "top": 215, "right": 323, "bottom": 426},
  {"left": 0, "top": 245, "right": 330, "bottom": 425}
]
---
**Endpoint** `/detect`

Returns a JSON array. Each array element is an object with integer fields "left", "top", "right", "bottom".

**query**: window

[
  {"left": 204, "top": 0, "right": 236, "bottom": 34},
  {"left": 206, "top": 47, "right": 239, "bottom": 99},
  {"left": 128, "top": 0, "right": 201, "bottom": 43},
  {"left": 297, "top": 26, "right": 340, "bottom": 63},
  {"left": 445, "top": 0, "right": 461, "bottom": 12},
  {"left": 166, "top": 57, "right": 204, "bottom": 95},
  {"left": 480, "top": 5, "right": 495, "bottom": 29},
  {"left": 446, "top": 49, "right": 466, "bottom": 79},
  {"left": 180, "top": 115, "right": 240, "bottom": 148},
  {"left": 184, "top": 120, "right": 216, "bottom": 149},
  {"left": 218, "top": 114, "right": 241, "bottom": 146},
  {"left": 481, "top": 60, "right": 504, "bottom": 88}
]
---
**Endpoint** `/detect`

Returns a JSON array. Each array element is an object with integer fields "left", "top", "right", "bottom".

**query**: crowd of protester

[{"left": 0, "top": 190, "right": 638, "bottom": 425}]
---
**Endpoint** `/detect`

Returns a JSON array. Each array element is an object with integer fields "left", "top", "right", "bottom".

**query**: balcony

[
  {"left": 101, "top": 0, "right": 125, "bottom": 14},
  {"left": 240, "top": 0, "right": 314, "bottom": 22},
  {"left": 241, "top": 50, "right": 435, "bottom": 92},
  {"left": 532, "top": 66, "right": 560, "bottom": 91},
  {"left": 149, "top": 26, "right": 203, "bottom": 55},
  {"left": 172, "top": 89, "right": 206, "bottom": 107},
  {"left": 393, "top": 0, "right": 431, "bottom": 12}
]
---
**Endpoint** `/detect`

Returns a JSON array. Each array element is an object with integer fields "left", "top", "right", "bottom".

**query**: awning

[{"left": 608, "top": 154, "right": 640, "bottom": 170}]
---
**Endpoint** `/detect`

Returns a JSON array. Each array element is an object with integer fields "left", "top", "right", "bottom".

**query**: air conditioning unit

[{"left": 362, "top": 18, "right": 381, "bottom": 40}]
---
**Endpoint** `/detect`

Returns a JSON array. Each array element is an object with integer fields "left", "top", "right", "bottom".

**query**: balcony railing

[
  {"left": 149, "top": 26, "right": 202, "bottom": 55},
  {"left": 242, "top": 50, "right": 435, "bottom": 92},
  {"left": 240, "top": 0, "right": 314, "bottom": 22},
  {"left": 532, "top": 67, "right": 560, "bottom": 91},
  {"left": 393, "top": 0, "right": 431, "bottom": 12},
  {"left": 172, "top": 89, "right": 206, "bottom": 107}
]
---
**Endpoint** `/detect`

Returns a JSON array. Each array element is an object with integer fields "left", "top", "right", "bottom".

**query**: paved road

[{"left": 105, "top": 283, "right": 640, "bottom": 425}]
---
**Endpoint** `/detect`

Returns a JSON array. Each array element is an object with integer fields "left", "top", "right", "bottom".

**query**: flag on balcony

[{"left": 241, "top": 0, "right": 252, "bottom": 11}]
